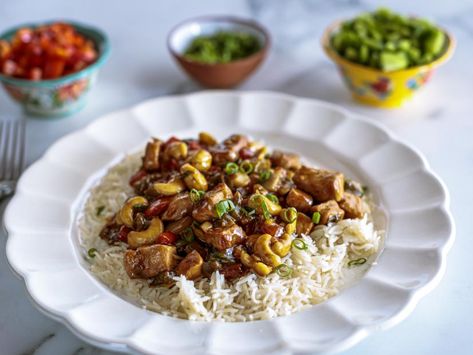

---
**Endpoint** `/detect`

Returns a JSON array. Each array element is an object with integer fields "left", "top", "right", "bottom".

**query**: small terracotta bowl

[{"left": 168, "top": 16, "right": 270, "bottom": 88}]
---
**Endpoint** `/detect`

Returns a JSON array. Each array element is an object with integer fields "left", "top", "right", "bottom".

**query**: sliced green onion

[
  {"left": 216, "top": 199, "right": 236, "bottom": 218},
  {"left": 250, "top": 194, "right": 271, "bottom": 220},
  {"left": 239, "top": 160, "right": 254, "bottom": 174},
  {"left": 258, "top": 169, "right": 272, "bottom": 183},
  {"left": 211, "top": 251, "right": 234, "bottom": 263},
  {"left": 175, "top": 239, "right": 187, "bottom": 249},
  {"left": 292, "top": 238, "right": 308, "bottom": 250},
  {"left": 261, "top": 200, "right": 271, "bottom": 220},
  {"left": 88, "top": 248, "right": 97, "bottom": 258},
  {"left": 312, "top": 211, "right": 321, "bottom": 224},
  {"left": 224, "top": 162, "right": 239, "bottom": 175},
  {"left": 96, "top": 205, "right": 105, "bottom": 216},
  {"left": 181, "top": 227, "right": 194, "bottom": 243},
  {"left": 361, "top": 185, "right": 369, "bottom": 197},
  {"left": 348, "top": 258, "right": 367, "bottom": 267},
  {"left": 242, "top": 206, "right": 256, "bottom": 217},
  {"left": 274, "top": 264, "right": 293, "bottom": 278},
  {"left": 266, "top": 193, "right": 279, "bottom": 204},
  {"left": 282, "top": 207, "right": 298, "bottom": 223},
  {"left": 189, "top": 188, "right": 205, "bottom": 203}
]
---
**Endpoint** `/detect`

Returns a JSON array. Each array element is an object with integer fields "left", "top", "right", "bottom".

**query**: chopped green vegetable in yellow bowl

[{"left": 322, "top": 8, "right": 455, "bottom": 108}]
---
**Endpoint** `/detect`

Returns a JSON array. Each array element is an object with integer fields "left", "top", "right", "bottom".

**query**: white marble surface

[{"left": 0, "top": 0, "right": 472, "bottom": 354}]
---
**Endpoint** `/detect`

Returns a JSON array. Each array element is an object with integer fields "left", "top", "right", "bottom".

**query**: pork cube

[
  {"left": 124, "top": 244, "right": 177, "bottom": 279},
  {"left": 294, "top": 166, "right": 344, "bottom": 202}
]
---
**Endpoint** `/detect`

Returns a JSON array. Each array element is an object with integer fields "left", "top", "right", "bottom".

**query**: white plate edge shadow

[{"left": 4, "top": 90, "right": 455, "bottom": 355}]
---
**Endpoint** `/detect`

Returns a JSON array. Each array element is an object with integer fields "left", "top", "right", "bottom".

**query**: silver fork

[{"left": 0, "top": 120, "right": 26, "bottom": 200}]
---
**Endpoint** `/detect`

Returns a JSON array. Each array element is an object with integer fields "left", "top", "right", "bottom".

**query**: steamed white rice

[{"left": 79, "top": 153, "right": 381, "bottom": 322}]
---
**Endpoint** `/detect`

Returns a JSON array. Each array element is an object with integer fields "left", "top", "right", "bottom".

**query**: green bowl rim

[{"left": 0, "top": 19, "right": 110, "bottom": 87}]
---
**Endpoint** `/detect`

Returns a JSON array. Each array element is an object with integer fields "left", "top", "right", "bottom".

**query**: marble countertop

[{"left": 1, "top": 0, "right": 472, "bottom": 354}]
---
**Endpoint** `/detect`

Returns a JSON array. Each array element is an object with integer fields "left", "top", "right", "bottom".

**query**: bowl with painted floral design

[
  {"left": 322, "top": 20, "right": 455, "bottom": 108},
  {"left": 0, "top": 21, "right": 110, "bottom": 117}
]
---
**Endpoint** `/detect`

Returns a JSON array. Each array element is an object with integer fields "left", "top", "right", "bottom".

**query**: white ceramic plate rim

[{"left": 4, "top": 91, "right": 455, "bottom": 354}]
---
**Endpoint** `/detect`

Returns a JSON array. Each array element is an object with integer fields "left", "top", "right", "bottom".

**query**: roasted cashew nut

[
  {"left": 229, "top": 172, "right": 251, "bottom": 188},
  {"left": 116, "top": 196, "right": 148, "bottom": 228},
  {"left": 272, "top": 233, "right": 292, "bottom": 257},
  {"left": 181, "top": 163, "right": 208, "bottom": 191},
  {"left": 272, "top": 220, "right": 296, "bottom": 257},
  {"left": 238, "top": 248, "right": 272, "bottom": 276},
  {"left": 191, "top": 149, "right": 212, "bottom": 172},
  {"left": 254, "top": 234, "right": 282, "bottom": 267},
  {"left": 285, "top": 219, "right": 296, "bottom": 235},
  {"left": 153, "top": 178, "right": 186, "bottom": 196},
  {"left": 198, "top": 131, "right": 217, "bottom": 146},
  {"left": 127, "top": 217, "right": 164, "bottom": 249},
  {"left": 166, "top": 141, "right": 188, "bottom": 160}
]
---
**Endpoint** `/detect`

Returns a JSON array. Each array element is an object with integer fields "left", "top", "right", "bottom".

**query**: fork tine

[
  {"left": 6, "top": 120, "right": 15, "bottom": 181},
  {"left": 11, "top": 120, "right": 25, "bottom": 180},
  {"left": 0, "top": 120, "right": 11, "bottom": 181},
  {"left": 0, "top": 120, "right": 25, "bottom": 181}
]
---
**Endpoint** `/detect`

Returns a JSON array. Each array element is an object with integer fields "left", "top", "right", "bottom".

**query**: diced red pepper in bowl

[{"left": 0, "top": 22, "right": 98, "bottom": 80}]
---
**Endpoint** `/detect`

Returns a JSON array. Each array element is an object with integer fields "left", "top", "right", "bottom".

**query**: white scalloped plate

[{"left": 5, "top": 91, "right": 454, "bottom": 354}]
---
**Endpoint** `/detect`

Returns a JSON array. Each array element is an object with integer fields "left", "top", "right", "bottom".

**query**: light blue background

[{"left": 1, "top": 1, "right": 472, "bottom": 354}]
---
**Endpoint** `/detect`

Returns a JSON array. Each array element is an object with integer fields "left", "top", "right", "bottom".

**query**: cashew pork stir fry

[{"left": 99, "top": 133, "right": 370, "bottom": 286}]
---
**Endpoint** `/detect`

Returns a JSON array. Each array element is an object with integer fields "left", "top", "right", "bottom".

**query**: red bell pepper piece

[
  {"left": 144, "top": 197, "right": 172, "bottom": 218},
  {"left": 239, "top": 148, "right": 255, "bottom": 159},
  {"left": 156, "top": 231, "right": 177, "bottom": 245},
  {"left": 165, "top": 136, "right": 180, "bottom": 146},
  {"left": 129, "top": 169, "right": 147, "bottom": 186},
  {"left": 118, "top": 225, "right": 130, "bottom": 243}
]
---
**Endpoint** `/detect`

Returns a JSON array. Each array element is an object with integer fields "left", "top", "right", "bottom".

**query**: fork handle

[{"left": 0, "top": 181, "right": 16, "bottom": 200}]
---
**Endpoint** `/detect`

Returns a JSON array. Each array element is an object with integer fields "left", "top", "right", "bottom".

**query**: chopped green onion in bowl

[{"left": 183, "top": 31, "right": 262, "bottom": 64}]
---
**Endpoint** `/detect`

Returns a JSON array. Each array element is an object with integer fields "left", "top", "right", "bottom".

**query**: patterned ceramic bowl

[
  {"left": 0, "top": 21, "right": 110, "bottom": 117},
  {"left": 322, "top": 21, "right": 455, "bottom": 108}
]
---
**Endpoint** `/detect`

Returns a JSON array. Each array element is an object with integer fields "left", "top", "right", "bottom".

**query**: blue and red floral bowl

[{"left": 0, "top": 21, "right": 110, "bottom": 117}]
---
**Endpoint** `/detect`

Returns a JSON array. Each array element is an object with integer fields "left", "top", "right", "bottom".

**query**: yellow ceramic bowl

[{"left": 322, "top": 21, "right": 456, "bottom": 108}]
